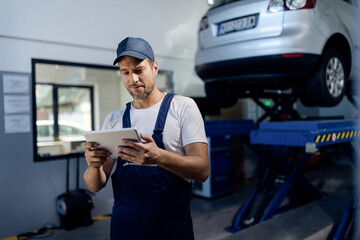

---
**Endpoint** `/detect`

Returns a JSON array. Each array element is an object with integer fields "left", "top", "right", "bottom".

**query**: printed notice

[
  {"left": 3, "top": 74, "right": 30, "bottom": 93},
  {"left": 4, "top": 95, "right": 30, "bottom": 114},
  {"left": 4, "top": 114, "right": 31, "bottom": 133}
]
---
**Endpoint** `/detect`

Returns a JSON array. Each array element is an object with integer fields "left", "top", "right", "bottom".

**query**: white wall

[
  {"left": 0, "top": 0, "right": 209, "bottom": 238},
  {"left": 0, "top": 0, "right": 207, "bottom": 96}
]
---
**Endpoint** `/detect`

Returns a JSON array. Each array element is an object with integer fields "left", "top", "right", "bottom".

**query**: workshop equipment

[
  {"left": 56, "top": 155, "right": 93, "bottom": 230},
  {"left": 227, "top": 120, "right": 359, "bottom": 235}
]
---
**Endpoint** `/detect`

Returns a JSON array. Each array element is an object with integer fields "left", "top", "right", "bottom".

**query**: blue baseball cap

[{"left": 113, "top": 37, "right": 155, "bottom": 65}]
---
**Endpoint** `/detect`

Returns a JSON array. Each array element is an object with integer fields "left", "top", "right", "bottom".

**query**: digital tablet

[{"left": 83, "top": 128, "right": 142, "bottom": 156}]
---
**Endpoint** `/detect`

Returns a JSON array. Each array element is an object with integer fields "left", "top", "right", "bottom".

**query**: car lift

[
  {"left": 240, "top": 89, "right": 357, "bottom": 123},
  {"left": 247, "top": 90, "right": 302, "bottom": 122},
  {"left": 226, "top": 120, "right": 359, "bottom": 236}
]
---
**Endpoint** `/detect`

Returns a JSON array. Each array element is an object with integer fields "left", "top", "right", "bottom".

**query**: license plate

[{"left": 217, "top": 14, "right": 259, "bottom": 36}]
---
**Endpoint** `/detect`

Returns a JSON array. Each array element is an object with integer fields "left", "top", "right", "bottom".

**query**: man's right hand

[{"left": 83, "top": 142, "right": 110, "bottom": 168}]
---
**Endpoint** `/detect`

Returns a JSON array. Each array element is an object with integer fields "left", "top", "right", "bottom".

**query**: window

[
  {"left": 32, "top": 59, "right": 116, "bottom": 161},
  {"left": 36, "top": 83, "right": 93, "bottom": 143},
  {"left": 32, "top": 59, "right": 173, "bottom": 161},
  {"left": 35, "top": 83, "right": 94, "bottom": 160}
]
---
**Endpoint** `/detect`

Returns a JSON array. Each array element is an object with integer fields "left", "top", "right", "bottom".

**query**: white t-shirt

[{"left": 101, "top": 94, "right": 208, "bottom": 156}]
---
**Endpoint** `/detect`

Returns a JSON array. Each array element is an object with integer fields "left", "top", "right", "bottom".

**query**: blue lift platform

[
  {"left": 250, "top": 120, "right": 359, "bottom": 153},
  {"left": 227, "top": 120, "right": 359, "bottom": 239}
]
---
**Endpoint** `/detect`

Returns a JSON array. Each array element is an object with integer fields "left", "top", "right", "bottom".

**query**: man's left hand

[{"left": 116, "top": 133, "right": 162, "bottom": 165}]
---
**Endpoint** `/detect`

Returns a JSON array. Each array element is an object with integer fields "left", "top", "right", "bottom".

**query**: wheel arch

[{"left": 322, "top": 33, "right": 352, "bottom": 77}]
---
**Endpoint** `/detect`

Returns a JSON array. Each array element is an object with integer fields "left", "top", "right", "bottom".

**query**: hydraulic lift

[{"left": 227, "top": 119, "right": 359, "bottom": 235}]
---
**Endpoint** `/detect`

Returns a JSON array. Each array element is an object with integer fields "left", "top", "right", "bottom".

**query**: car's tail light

[
  {"left": 199, "top": 16, "right": 209, "bottom": 32},
  {"left": 268, "top": 0, "right": 316, "bottom": 13},
  {"left": 281, "top": 53, "right": 304, "bottom": 58}
]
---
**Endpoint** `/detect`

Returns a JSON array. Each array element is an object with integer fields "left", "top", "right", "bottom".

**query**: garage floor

[{"left": 33, "top": 155, "right": 355, "bottom": 240}]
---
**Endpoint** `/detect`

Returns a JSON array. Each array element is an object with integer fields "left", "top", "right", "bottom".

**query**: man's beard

[{"left": 128, "top": 84, "right": 155, "bottom": 100}]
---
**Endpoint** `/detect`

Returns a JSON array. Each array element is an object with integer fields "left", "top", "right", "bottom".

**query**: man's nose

[{"left": 132, "top": 73, "right": 139, "bottom": 82}]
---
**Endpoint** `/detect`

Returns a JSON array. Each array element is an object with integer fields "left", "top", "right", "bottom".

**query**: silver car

[{"left": 195, "top": 0, "right": 358, "bottom": 107}]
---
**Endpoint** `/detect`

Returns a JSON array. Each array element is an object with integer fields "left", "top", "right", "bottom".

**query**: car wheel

[
  {"left": 205, "top": 83, "right": 238, "bottom": 108},
  {"left": 306, "top": 48, "right": 348, "bottom": 107}
]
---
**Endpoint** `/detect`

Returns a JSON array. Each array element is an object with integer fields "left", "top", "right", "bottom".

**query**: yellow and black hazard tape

[
  {"left": 2, "top": 227, "right": 59, "bottom": 240},
  {"left": 2, "top": 215, "right": 111, "bottom": 240},
  {"left": 314, "top": 130, "right": 360, "bottom": 144}
]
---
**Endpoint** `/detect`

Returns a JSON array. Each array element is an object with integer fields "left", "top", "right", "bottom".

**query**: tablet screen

[{"left": 83, "top": 128, "right": 141, "bottom": 156}]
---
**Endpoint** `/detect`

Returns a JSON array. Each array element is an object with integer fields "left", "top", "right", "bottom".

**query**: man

[{"left": 83, "top": 37, "right": 210, "bottom": 240}]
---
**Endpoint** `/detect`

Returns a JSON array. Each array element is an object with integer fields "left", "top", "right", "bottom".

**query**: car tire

[
  {"left": 205, "top": 83, "right": 238, "bottom": 108},
  {"left": 305, "top": 48, "right": 348, "bottom": 107}
]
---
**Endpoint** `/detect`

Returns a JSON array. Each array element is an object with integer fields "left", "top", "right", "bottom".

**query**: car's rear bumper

[{"left": 195, "top": 54, "right": 320, "bottom": 84}]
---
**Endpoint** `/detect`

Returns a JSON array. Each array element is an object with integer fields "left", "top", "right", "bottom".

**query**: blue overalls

[{"left": 110, "top": 94, "right": 194, "bottom": 240}]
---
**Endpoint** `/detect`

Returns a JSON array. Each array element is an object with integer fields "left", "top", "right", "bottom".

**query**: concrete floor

[
  {"left": 32, "top": 185, "right": 256, "bottom": 240},
  {"left": 25, "top": 153, "right": 355, "bottom": 240}
]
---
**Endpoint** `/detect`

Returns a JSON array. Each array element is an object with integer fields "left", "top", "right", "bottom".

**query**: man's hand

[
  {"left": 116, "top": 133, "right": 210, "bottom": 182},
  {"left": 83, "top": 142, "right": 111, "bottom": 168},
  {"left": 116, "top": 133, "right": 162, "bottom": 165}
]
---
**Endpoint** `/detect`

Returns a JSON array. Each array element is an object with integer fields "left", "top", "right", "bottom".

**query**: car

[
  {"left": 195, "top": 0, "right": 358, "bottom": 107},
  {"left": 36, "top": 120, "right": 91, "bottom": 157},
  {"left": 36, "top": 120, "right": 90, "bottom": 142}
]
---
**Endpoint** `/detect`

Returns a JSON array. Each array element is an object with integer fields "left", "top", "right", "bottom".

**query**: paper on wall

[
  {"left": 4, "top": 95, "right": 30, "bottom": 114},
  {"left": 4, "top": 114, "right": 31, "bottom": 133},
  {"left": 3, "top": 74, "right": 30, "bottom": 94}
]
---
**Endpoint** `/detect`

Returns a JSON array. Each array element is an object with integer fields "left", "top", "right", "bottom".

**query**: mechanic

[{"left": 83, "top": 37, "right": 210, "bottom": 240}]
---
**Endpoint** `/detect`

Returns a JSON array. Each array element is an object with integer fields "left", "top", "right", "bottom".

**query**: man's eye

[{"left": 134, "top": 69, "right": 143, "bottom": 74}]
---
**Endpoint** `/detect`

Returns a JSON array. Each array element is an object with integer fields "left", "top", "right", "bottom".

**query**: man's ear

[{"left": 153, "top": 61, "right": 159, "bottom": 76}]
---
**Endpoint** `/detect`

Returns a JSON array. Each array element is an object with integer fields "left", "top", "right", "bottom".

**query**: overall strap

[
  {"left": 116, "top": 102, "right": 132, "bottom": 167},
  {"left": 152, "top": 93, "right": 175, "bottom": 150},
  {"left": 153, "top": 93, "right": 175, "bottom": 134},
  {"left": 122, "top": 102, "right": 132, "bottom": 128}
]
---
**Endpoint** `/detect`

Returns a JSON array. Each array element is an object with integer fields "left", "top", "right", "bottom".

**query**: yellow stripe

[
  {"left": 354, "top": 131, "right": 358, "bottom": 137},
  {"left": 92, "top": 215, "right": 111, "bottom": 221},
  {"left": 337, "top": 132, "right": 341, "bottom": 139},
  {"left": 345, "top": 131, "right": 350, "bottom": 138},
  {"left": 2, "top": 228, "right": 59, "bottom": 240},
  {"left": 321, "top": 134, "right": 327, "bottom": 142},
  {"left": 326, "top": 134, "right": 331, "bottom": 141},
  {"left": 350, "top": 131, "right": 354, "bottom": 138},
  {"left": 315, "top": 135, "right": 321, "bottom": 143},
  {"left": 341, "top": 132, "right": 346, "bottom": 139},
  {"left": 2, "top": 237, "right": 18, "bottom": 240}
]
